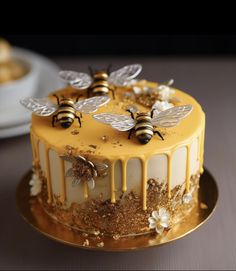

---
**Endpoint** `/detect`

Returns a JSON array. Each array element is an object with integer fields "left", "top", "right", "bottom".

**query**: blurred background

[{"left": 3, "top": 34, "right": 236, "bottom": 56}]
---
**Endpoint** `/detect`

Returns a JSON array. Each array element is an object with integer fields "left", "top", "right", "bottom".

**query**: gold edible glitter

[
  {"left": 71, "top": 129, "right": 80, "bottom": 135},
  {"left": 83, "top": 239, "right": 89, "bottom": 246},
  {"left": 37, "top": 163, "right": 200, "bottom": 237},
  {"left": 96, "top": 242, "right": 104, "bottom": 247},
  {"left": 200, "top": 202, "right": 208, "bottom": 209},
  {"left": 112, "top": 234, "right": 120, "bottom": 240},
  {"left": 92, "top": 230, "right": 100, "bottom": 236},
  {"left": 101, "top": 135, "right": 109, "bottom": 142}
]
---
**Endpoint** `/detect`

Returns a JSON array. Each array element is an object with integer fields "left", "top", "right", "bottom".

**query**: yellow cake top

[{"left": 31, "top": 81, "right": 205, "bottom": 161}]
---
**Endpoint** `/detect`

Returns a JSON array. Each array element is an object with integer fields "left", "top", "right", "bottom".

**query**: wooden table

[{"left": 0, "top": 56, "right": 235, "bottom": 270}]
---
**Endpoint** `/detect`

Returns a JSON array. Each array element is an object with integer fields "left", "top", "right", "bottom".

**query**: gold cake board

[{"left": 16, "top": 169, "right": 218, "bottom": 251}]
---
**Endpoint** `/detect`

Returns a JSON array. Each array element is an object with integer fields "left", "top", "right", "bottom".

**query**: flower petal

[
  {"left": 148, "top": 217, "right": 156, "bottom": 224},
  {"left": 160, "top": 221, "right": 169, "bottom": 228},
  {"left": 161, "top": 213, "right": 170, "bottom": 222},
  {"left": 149, "top": 222, "right": 156, "bottom": 229},
  {"left": 159, "top": 207, "right": 168, "bottom": 217},
  {"left": 156, "top": 226, "right": 164, "bottom": 235},
  {"left": 152, "top": 210, "right": 159, "bottom": 220}
]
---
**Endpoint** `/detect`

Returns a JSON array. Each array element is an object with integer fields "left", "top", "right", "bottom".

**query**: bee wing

[
  {"left": 59, "top": 70, "right": 92, "bottom": 89},
  {"left": 93, "top": 113, "right": 136, "bottom": 131},
  {"left": 74, "top": 96, "right": 110, "bottom": 114},
  {"left": 151, "top": 105, "right": 193, "bottom": 127},
  {"left": 72, "top": 177, "right": 81, "bottom": 187},
  {"left": 65, "top": 168, "right": 75, "bottom": 178},
  {"left": 60, "top": 155, "right": 75, "bottom": 163},
  {"left": 94, "top": 162, "right": 109, "bottom": 172},
  {"left": 87, "top": 178, "right": 95, "bottom": 190},
  {"left": 95, "top": 162, "right": 108, "bottom": 177},
  {"left": 108, "top": 64, "right": 142, "bottom": 86},
  {"left": 20, "top": 97, "right": 57, "bottom": 116}
]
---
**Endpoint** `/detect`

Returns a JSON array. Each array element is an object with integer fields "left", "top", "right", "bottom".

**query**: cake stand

[{"left": 16, "top": 168, "right": 218, "bottom": 251}]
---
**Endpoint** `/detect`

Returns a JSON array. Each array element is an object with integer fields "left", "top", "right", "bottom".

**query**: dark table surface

[{"left": 0, "top": 56, "right": 235, "bottom": 270}]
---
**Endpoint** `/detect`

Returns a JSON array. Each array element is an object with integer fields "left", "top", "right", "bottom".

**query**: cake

[{"left": 22, "top": 65, "right": 205, "bottom": 239}]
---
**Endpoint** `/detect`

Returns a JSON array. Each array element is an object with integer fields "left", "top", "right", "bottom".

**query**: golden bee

[
  {"left": 20, "top": 95, "right": 110, "bottom": 129},
  {"left": 93, "top": 105, "right": 193, "bottom": 144},
  {"left": 60, "top": 155, "right": 108, "bottom": 189},
  {"left": 59, "top": 64, "right": 142, "bottom": 99}
]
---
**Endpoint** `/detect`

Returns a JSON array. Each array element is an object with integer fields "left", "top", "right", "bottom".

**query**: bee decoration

[
  {"left": 60, "top": 155, "right": 108, "bottom": 189},
  {"left": 93, "top": 105, "right": 193, "bottom": 144},
  {"left": 58, "top": 64, "right": 142, "bottom": 99},
  {"left": 20, "top": 95, "right": 110, "bottom": 129}
]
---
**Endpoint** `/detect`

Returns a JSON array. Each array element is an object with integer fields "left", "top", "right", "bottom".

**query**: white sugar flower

[
  {"left": 132, "top": 86, "right": 142, "bottom": 95},
  {"left": 157, "top": 84, "right": 175, "bottom": 101},
  {"left": 133, "top": 85, "right": 153, "bottom": 95},
  {"left": 29, "top": 173, "right": 42, "bottom": 196},
  {"left": 152, "top": 100, "right": 174, "bottom": 114},
  {"left": 148, "top": 207, "right": 170, "bottom": 235}
]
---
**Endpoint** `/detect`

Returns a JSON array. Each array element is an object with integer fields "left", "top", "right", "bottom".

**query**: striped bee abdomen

[
  {"left": 90, "top": 71, "right": 110, "bottom": 96},
  {"left": 56, "top": 102, "right": 76, "bottom": 128},
  {"left": 135, "top": 114, "right": 154, "bottom": 144}
]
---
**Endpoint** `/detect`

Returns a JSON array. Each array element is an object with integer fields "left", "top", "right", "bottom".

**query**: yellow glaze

[{"left": 31, "top": 83, "right": 205, "bottom": 209}]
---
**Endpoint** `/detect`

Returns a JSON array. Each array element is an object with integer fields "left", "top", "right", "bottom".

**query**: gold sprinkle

[
  {"left": 89, "top": 144, "right": 97, "bottom": 149},
  {"left": 101, "top": 135, "right": 109, "bottom": 142},
  {"left": 96, "top": 242, "right": 104, "bottom": 247},
  {"left": 200, "top": 202, "right": 208, "bottom": 209},
  {"left": 83, "top": 239, "right": 89, "bottom": 246},
  {"left": 92, "top": 230, "right": 100, "bottom": 236},
  {"left": 38, "top": 167, "right": 200, "bottom": 237},
  {"left": 82, "top": 232, "right": 88, "bottom": 237},
  {"left": 112, "top": 234, "right": 120, "bottom": 240},
  {"left": 71, "top": 129, "right": 80, "bottom": 135}
]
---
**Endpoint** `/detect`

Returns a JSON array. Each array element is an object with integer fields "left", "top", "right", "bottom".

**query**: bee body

[
  {"left": 89, "top": 71, "right": 112, "bottom": 97},
  {"left": 54, "top": 98, "right": 76, "bottom": 128},
  {"left": 93, "top": 105, "right": 193, "bottom": 145},
  {"left": 20, "top": 95, "right": 110, "bottom": 129},
  {"left": 134, "top": 113, "right": 154, "bottom": 144},
  {"left": 59, "top": 64, "right": 142, "bottom": 99}
]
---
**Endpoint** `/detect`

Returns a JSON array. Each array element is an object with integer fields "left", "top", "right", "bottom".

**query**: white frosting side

[
  {"left": 49, "top": 149, "right": 61, "bottom": 196},
  {"left": 147, "top": 154, "right": 167, "bottom": 184},
  {"left": 38, "top": 137, "right": 199, "bottom": 205}
]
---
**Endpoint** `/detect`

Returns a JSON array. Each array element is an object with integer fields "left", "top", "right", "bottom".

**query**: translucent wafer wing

[
  {"left": 94, "top": 162, "right": 109, "bottom": 172},
  {"left": 87, "top": 178, "right": 95, "bottom": 190},
  {"left": 74, "top": 96, "right": 110, "bottom": 114},
  {"left": 60, "top": 156, "right": 76, "bottom": 164},
  {"left": 20, "top": 97, "right": 57, "bottom": 116},
  {"left": 65, "top": 168, "right": 75, "bottom": 178},
  {"left": 72, "top": 177, "right": 81, "bottom": 187},
  {"left": 59, "top": 70, "right": 92, "bottom": 89},
  {"left": 151, "top": 105, "right": 193, "bottom": 127},
  {"left": 108, "top": 64, "right": 142, "bottom": 86},
  {"left": 93, "top": 113, "right": 136, "bottom": 131}
]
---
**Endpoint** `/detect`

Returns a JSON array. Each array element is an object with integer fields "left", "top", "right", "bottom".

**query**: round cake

[{"left": 25, "top": 68, "right": 205, "bottom": 238}]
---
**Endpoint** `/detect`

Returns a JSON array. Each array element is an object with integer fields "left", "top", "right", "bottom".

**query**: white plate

[
  {"left": 0, "top": 50, "right": 64, "bottom": 139},
  {"left": 0, "top": 122, "right": 30, "bottom": 139}
]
